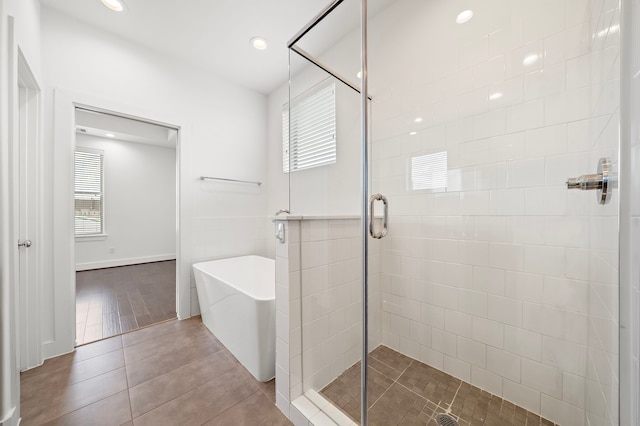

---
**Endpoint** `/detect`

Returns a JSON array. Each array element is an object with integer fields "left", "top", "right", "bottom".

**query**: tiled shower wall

[
  {"left": 273, "top": 217, "right": 382, "bottom": 418},
  {"left": 295, "top": 218, "right": 380, "bottom": 393},
  {"left": 585, "top": 1, "right": 620, "bottom": 425},
  {"left": 366, "top": 0, "right": 620, "bottom": 425}
]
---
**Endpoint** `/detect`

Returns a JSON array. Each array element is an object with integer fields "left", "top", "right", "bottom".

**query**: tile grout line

[
  {"left": 127, "top": 348, "right": 237, "bottom": 421},
  {"left": 369, "top": 354, "right": 450, "bottom": 412},
  {"left": 123, "top": 343, "right": 135, "bottom": 425},
  {"left": 123, "top": 336, "right": 218, "bottom": 371},
  {"left": 29, "top": 366, "right": 129, "bottom": 425},
  {"left": 130, "top": 362, "right": 254, "bottom": 424},
  {"left": 204, "top": 388, "right": 262, "bottom": 425},
  {"left": 21, "top": 338, "right": 124, "bottom": 383},
  {"left": 367, "top": 359, "right": 416, "bottom": 411},
  {"left": 368, "top": 357, "right": 454, "bottom": 423},
  {"left": 440, "top": 379, "right": 464, "bottom": 422}
]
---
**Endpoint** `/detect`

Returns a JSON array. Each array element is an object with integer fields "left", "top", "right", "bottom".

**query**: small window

[
  {"left": 410, "top": 151, "right": 448, "bottom": 191},
  {"left": 74, "top": 148, "right": 104, "bottom": 236},
  {"left": 282, "top": 81, "right": 336, "bottom": 173}
]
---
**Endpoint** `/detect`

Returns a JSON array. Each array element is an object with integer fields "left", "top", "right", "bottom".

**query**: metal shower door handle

[
  {"left": 369, "top": 194, "right": 388, "bottom": 239},
  {"left": 566, "top": 157, "right": 611, "bottom": 205}
]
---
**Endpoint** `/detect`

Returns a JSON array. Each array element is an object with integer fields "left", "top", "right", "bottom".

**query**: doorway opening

[{"left": 73, "top": 108, "right": 178, "bottom": 345}]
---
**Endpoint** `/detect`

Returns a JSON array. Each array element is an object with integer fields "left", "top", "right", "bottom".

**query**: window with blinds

[
  {"left": 74, "top": 148, "right": 104, "bottom": 236},
  {"left": 410, "top": 151, "right": 448, "bottom": 191},
  {"left": 282, "top": 81, "right": 336, "bottom": 173}
]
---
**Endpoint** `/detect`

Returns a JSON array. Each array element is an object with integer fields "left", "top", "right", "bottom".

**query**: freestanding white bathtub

[{"left": 192, "top": 255, "right": 275, "bottom": 382}]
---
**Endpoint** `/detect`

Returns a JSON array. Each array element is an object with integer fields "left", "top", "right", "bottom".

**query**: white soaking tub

[{"left": 192, "top": 255, "right": 275, "bottom": 382}]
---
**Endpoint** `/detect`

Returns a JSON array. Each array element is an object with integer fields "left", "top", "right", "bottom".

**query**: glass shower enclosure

[{"left": 285, "top": 0, "right": 621, "bottom": 424}]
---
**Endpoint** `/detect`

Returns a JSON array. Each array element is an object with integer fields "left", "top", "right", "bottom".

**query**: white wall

[
  {"left": 41, "top": 6, "right": 269, "bottom": 352},
  {"left": 0, "top": 1, "right": 42, "bottom": 424},
  {"left": 267, "top": 59, "right": 362, "bottom": 223},
  {"left": 74, "top": 134, "right": 176, "bottom": 270}
]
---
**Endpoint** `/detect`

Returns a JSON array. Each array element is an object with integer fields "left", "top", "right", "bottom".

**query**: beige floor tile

[
  {"left": 41, "top": 390, "right": 131, "bottom": 426},
  {"left": 129, "top": 350, "right": 237, "bottom": 418},
  {"left": 22, "top": 317, "right": 291, "bottom": 426},
  {"left": 204, "top": 391, "right": 290, "bottom": 425},
  {"left": 132, "top": 367, "right": 259, "bottom": 426},
  {"left": 22, "top": 368, "right": 128, "bottom": 425}
]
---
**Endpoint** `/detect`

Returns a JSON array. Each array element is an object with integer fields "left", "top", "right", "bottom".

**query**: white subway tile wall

[
  {"left": 297, "top": 219, "right": 381, "bottom": 393},
  {"left": 276, "top": 218, "right": 381, "bottom": 418},
  {"left": 366, "top": 0, "right": 620, "bottom": 424}
]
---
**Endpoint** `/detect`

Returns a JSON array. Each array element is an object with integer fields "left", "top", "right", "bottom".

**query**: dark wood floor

[
  {"left": 76, "top": 261, "right": 177, "bottom": 345},
  {"left": 20, "top": 317, "right": 291, "bottom": 426}
]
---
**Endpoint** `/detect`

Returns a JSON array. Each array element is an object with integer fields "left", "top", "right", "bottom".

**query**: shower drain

[{"left": 435, "top": 413, "right": 459, "bottom": 426}]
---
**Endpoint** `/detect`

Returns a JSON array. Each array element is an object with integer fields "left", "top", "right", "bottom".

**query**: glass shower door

[
  {"left": 287, "top": 0, "right": 621, "bottom": 424},
  {"left": 286, "top": 2, "right": 369, "bottom": 422},
  {"left": 365, "top": 0, "right": 620, "bottom": 425}
]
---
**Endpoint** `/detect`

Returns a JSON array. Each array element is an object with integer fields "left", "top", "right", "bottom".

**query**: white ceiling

[{"left": 39, "top": 0, "right": 335, "bottom": 94}]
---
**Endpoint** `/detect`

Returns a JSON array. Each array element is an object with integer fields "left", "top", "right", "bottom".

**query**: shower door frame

[{"left": 287, "top": 0, "right": 372, "bottom": 424}]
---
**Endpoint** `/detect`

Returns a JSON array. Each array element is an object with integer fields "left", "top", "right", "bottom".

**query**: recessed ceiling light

[
  {"left": 251, "top": 37, "right": 268, "bottom": 50},
  {"left": 489, "top": 92, "right": 503, "bottom": 101},
  {"left": 414, "top": 117, "right": 423, "bottom": 123},
  {"left": 409, "top": 131, "right": 417, "bottom": 136},
  {"left": 456, "top": 10, "right": 474, "bottom": 24},
  {"left": 523, "top": 53, "right": 539, "bottom": 66},
  {"left": 105, "top": 133, "right": 115, "bottom": 138},
  {"left": 101, "top": 0, "right": 127, "bottom": 12}
]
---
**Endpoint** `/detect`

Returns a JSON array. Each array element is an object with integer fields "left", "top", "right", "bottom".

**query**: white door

[{"left": 14, "top": 51, "right": 41, "bottom": 371}]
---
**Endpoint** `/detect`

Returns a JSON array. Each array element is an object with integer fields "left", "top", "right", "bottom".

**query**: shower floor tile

[{"left": 320, "top": 345, "right": 558, "bottom": 426}]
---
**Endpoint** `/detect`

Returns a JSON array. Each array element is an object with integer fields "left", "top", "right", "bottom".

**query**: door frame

[{"left": 50, "top": 89, "right": 192, "bottom": 358}]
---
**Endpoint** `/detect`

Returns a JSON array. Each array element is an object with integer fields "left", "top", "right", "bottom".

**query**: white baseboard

[
  {"left": 0, "top": 406, "right": 19, "bottom": 426},
  {"left": 75, "top": 254, "right": 176, "bottom": 271}
]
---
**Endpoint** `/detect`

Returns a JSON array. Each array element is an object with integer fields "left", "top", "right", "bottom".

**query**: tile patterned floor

[
  {"left": 76, "top": 261, "right": 177, "bottom": 345},
  {"left": 321, "top": 346, "right": 559, "bottom": 426},
  {"left": 20, "top": 317, "right": 291, "bottom": 426}
]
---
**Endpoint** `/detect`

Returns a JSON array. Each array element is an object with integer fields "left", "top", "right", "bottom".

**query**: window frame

[
  {"left": 74, "top": 146, "right": 107, "bottom": 239},
  {"left": 282, "top": 79, "right": 337, "bottom": 173}
]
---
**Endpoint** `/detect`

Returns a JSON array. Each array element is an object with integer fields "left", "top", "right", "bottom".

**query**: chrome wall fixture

[
  {"left": 566, "top": 157, "right": 611, "bottom": 205},
  {"left": 275, "top": 222, "right": 285, "bottom": 244}
]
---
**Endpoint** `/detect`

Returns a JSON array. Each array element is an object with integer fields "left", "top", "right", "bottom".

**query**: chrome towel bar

[{"left": 200, "top": 176, "right": 262, "bottom": 186}]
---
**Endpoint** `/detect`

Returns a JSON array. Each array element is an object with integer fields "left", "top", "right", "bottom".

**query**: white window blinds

[
  {"left": 410, "top": 151, "right": 448, "bottom": 191},
  {"left": 282, "top": 81, "right": 336, "bottom": 173},
  {"left": 74, "top": 148, "right": 104, "bottom": 235}
]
